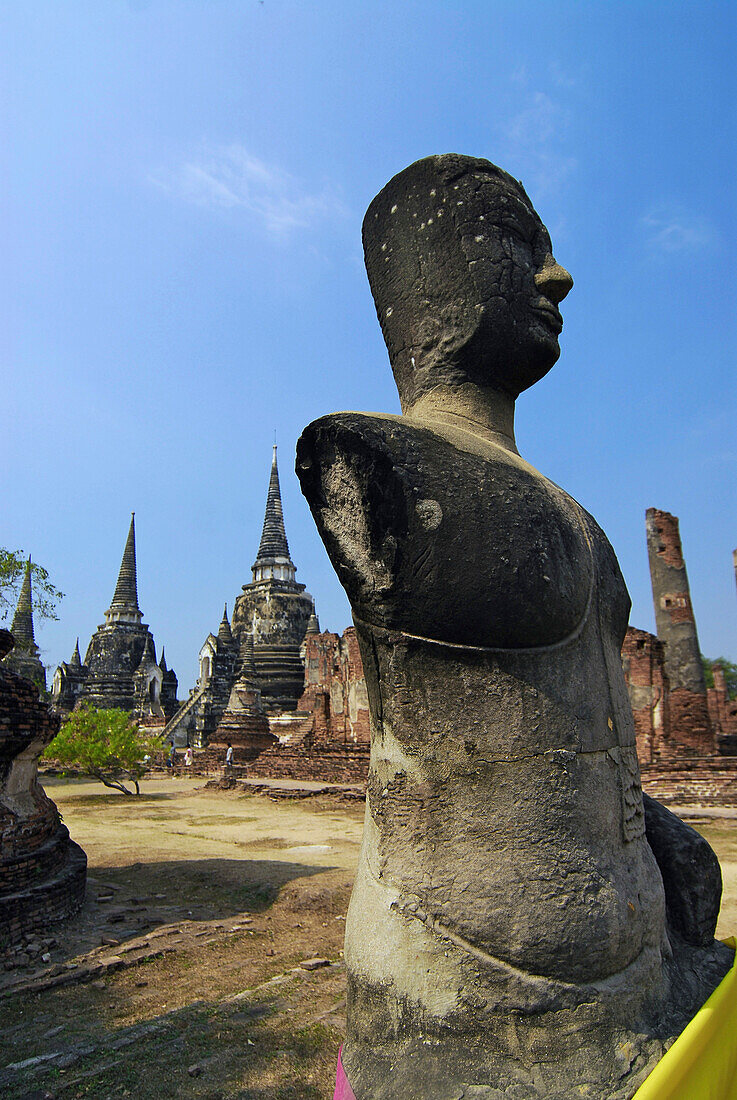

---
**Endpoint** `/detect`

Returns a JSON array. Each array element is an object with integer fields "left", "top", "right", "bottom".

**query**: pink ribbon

[{"left": 334, "top": 1046, "right": 357, "bottom": 1100}]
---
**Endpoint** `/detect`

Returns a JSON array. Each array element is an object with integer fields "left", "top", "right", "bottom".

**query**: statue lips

[{"left": 532, "top": 298, "right": 563, "bottom": 333}]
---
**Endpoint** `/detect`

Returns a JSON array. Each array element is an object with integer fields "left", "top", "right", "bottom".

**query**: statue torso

[
  {"left": 297, "top": 412, "right": 663, "bottom": 987},
  {"left": 298, "top": 411, "right": 627, "bottom": 650}
]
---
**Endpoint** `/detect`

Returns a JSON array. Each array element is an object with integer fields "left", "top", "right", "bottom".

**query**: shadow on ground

[
  {"left": 0, "top": 857, "right": 338, "bottom": 988},
  {"left": 0, "top": 961, "right": 345, "bottom": 1099}
]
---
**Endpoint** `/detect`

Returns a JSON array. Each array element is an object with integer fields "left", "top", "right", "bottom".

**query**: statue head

[{"left": 363, "top": 154, "right": 573, "bottom": 412}]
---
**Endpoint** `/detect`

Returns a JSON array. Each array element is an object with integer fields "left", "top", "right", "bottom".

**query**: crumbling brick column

[
  {"left": 297, "top": 629, "right": 370, "bottom": 746},
  {"left": 646, "top": 508, "right": 713, "bottom": 752},
  {"left": 622, "top": 627, "right": 669, "bottom": 763}
]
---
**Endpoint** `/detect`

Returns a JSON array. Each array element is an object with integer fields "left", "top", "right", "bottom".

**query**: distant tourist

[
  {"left": 184, "top": 746, "right": 193, "bottom": 769},
  {"left": 167, "top": 743, "right": 176, "bottom": 769},
  {"left": 225, "top": 742, "right": 233, "bottom": 772}
]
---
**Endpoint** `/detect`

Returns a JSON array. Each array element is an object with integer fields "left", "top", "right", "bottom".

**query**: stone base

[
  {"left": 0, "top": 839, "right": 87, "bottom": 948},
  {"left": 341, "top": 935, "right": 732, "bottom": 1100}
]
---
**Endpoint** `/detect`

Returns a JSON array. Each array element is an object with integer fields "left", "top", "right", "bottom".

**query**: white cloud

[
  {"left": 499, "top": 92, "right": 577, "bottom": 200},
  {"left": 506, "top": 92, "right": 561, "bottom": 146},
  {"left": 641, "top": 206, "right": 717, "bottom": 253},
  {"left": 151, "top": 145, "right": 346, "bottom": 238},
  {"left": 548, "top": 60, "right": 581, "bottom": 89}
]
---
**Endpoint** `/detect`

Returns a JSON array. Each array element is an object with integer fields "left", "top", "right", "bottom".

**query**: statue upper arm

[{"left": 297, "top": 413, "right": 593, "bottom": 649}]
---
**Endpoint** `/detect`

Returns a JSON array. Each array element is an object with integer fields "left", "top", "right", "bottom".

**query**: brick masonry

[
  {"left": 640, "top": 760, "right": 737, "bottom": 808},
  {"left": 0, "top": 630, "right": 87, "bottom": 950},
  {"left": 297, "top": 628, "right": 370, "bottom": 746},
  {"left": 645, "top": 508, "right": 713, "bottom": 752}
]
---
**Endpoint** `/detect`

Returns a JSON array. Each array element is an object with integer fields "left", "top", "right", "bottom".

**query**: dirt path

[
  {"left": 1, "top": 779, "right": 735, "bottom": 1099},
  {"left": 0, "top": 777, "right": 365, "bottom": 1099}
]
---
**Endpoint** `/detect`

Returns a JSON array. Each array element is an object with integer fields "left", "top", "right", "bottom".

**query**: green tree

[
  {"left": 0, "top": 549, "right": 64, "bottom": 622},
  {"left": 702, "top": 656, "right": 737, "bottom": 700},
  {"left": 43, "top": 704, "right": 161, "bottom": 795}
]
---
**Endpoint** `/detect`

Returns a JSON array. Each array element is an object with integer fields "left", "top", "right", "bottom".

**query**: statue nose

[{"left": 534, "top": 255, "right": 573, "bottom": 305}]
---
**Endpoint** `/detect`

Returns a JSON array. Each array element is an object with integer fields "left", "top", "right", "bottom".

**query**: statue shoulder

[
  {"left": 297, "top": 412, "right": 407, "bottom": 464},
  {"left": 297, "top": 413, "right": 594, "bottom": 648},
  {"left": 296, "top": 413, "right": 413, "bottom": 625}
]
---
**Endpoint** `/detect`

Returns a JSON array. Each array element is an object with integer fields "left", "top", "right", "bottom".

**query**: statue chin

[{"left": 297, "top": 153, "right": 733, "bottom": 1100}]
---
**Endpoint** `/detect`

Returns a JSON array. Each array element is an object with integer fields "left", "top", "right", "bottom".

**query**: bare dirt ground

[
  {"left": 0, "top": 777, "right": 365, "bottom": 1099},
  {"left": 1, "top": 778, "right": 735, "bottom": 1099}
]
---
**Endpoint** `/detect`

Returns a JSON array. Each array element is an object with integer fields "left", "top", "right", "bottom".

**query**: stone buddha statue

[{"left": 296, "top": 155, "right": 731, "bottom": 1099}]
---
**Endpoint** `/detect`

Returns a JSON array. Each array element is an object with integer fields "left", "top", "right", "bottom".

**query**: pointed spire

[
  {"left": 305, "top": 607, "right": 320, "bottom": 635},
  {"left": 10, "top": 558, "right": 36, "bottom": 648},
  {"left": 238, "top": 628, "right": 258, "bottom": 682},
  {"left": 137, "top": 633, "right": 156, "bottom": 667},
  {"left": 5, "top": 558, "right": 44, "bottom": 688},
  {"left": 218, "top": 604, "right": 234, "bottom": 646},
  {"left": 159, "top": 647, "right": 167, "bottom": 672},
  {"left": 70, "top": 638, "right": 82, "bottom": 668},
  {"left": 256, "top": 445, "right": 290, "bottom": 560},
  {"left": 105, "top": 514, "right": 143, "bottom": 625},
  {"left": 252, "top": 446, "right": 296, "bottom": 583},
  {"left": 111, "top": 514, "right": 139, "bottom": 610}
]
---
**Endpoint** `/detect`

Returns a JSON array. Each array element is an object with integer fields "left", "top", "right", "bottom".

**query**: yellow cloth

[{"left": 632, "top": 938, "right": 737, "bottom": 1099}]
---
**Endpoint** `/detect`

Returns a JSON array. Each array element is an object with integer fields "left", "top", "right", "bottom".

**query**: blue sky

[{"left": 3, "top": 1, "right": 735, "bottom": 691}]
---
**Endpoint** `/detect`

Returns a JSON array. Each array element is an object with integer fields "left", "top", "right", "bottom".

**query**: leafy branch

[
  {"left": 43, "top": 704, "right": 161, "bottom": 796},
  {"left": 0, "top": 549, "right": 64, "bottom": 622}
]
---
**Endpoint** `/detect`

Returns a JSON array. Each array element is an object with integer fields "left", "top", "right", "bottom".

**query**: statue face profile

[{"left": 363, "top": 154, "right": 573, "bottom": 407}]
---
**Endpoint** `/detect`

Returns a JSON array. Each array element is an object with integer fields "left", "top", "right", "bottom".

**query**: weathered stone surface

[
  {"left": 643, "top": 793, "right": 721, "bottom": 947},
  {"left": 0, "top": 630, "right": 86, "bottom": 949},
  {"left": 297, "top": 154, "right": 732, "bottom": 1098},
  {"left": 299, "top": 956, "right": 330, "bottom": 970}
]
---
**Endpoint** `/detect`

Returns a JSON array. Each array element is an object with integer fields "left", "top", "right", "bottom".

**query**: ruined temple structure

[
  {"left": 623, "top": 510, "right": 737, "bottom": 763},
  {"left": 209, "top": 631, "right": 276, "bottom": 759},
  {"left": 1, "top": 559, "right": 46, "bottom": 692},
  {"left": 0, "top": 630, "right": 86, "bottom": 949},
  {"left": 621, "top": 512, "right": 737, "bottom": 807},
  {"left": 236, "top": 625, "right": 371, "bottom": 783},
  {"left": 164, "top": 446, "right": 315, "bottom": 748},
  {"left": 231, "top": 445, "right": 314, "bottom": 709},
  {"left": 622, "top": 626, "right": 671, "bottom": 764},
  {"left": 708, "top": 663, "right": 737, "bottom": 753},
  {"left": 52, "top": 515, "right": 178, "bottom": 723},
  {"left": 296, "top": 627, "right": 370, "bottom": 746},
  {"left": 646, "top": 508, "right": 713, "bottom": 751}
]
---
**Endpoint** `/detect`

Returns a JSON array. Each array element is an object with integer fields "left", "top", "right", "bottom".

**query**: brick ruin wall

[
  {"left": 707, "top": 665, "right": 737, "bottom": 753},
  {"left": 622, "top": 628, "right": 670, "bottom": 765},
  {"left": 640, "top": 761, "right": 737, "bottom": 808},
  {"left": 645, "top": 508, "right": 714, "bottom": 753},
  {"left": 145, "top": 618, "right": 737, "bottom": 804},
  {"left": 296, "top": 628, "right": 370, "bottom": 746},
  {"left": 0, "top": 635, "right": 87, "bottom": 949},
  {"left": 244, "top": 745, "right": 369, "bottom": 785}
]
